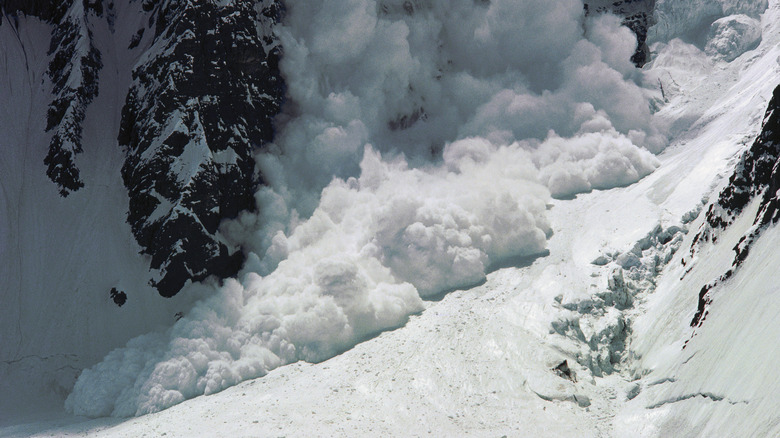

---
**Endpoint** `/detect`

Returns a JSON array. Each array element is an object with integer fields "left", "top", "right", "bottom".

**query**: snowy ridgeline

[
  {"left": 614, "top": 83, "right": 780, "bottom": 435},
  {"left": 0, "top": 0, "right": 777, "bottom": 429}
]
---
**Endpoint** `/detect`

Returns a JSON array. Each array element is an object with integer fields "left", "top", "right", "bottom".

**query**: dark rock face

[
  {"left": 118, "top": 0, "right": 284, "bottom": 297},
  {"left": 44, "top": 3, "right": 103, "bottom": 196},
  {"left": 554, "top": 360, "right": 576, "bottom": 382},
  {"left": 4, "top": 0, "right": 284, "bottom": 298},
  {"left": 2, "top": 0, "right": 103, "bottom": 197},
  {"left": 0, "top": 0, "right": 70, "bottom": 23},
  {"left": 705, "top": 85, "right": 780, "bottom": 233},
  {"left": 585, "top": 0, "right": 656, "bottom": 67},
  {"left": 689, "top": 84, "right": 780, "bottom": 328},
  {"left": 110, "top": 288, "right": 128, "bottom": 307}
]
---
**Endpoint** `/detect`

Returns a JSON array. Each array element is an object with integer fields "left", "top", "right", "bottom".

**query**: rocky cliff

[
  {"left": 1, "top": 0, "right": 284, "bottom": 297},
  {"left": 585, "top": 0, "right": 656, "bottom": 66},
  {"left": 118, "top": 0, "right": 284, "bottom": 296}
]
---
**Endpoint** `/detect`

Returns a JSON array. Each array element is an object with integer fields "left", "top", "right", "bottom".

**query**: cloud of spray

[
  {"left": 66, "top": 0, "right": 664, "bottom": 417},
  {"left": 649, "top": 0, "right": 768, "bottom": 44}
]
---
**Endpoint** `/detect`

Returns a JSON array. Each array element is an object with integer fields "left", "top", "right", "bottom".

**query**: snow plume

[
  {"left": 650, "top": 0, "right": 768, "bottom": 43},
  {"left": 66, "top": 0, "right": 664, "bottom": 417}
]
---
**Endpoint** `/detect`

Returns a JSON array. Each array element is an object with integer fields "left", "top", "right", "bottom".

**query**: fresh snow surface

[{"left": 2, "top": 0, "right": 780, "bottom": 436}]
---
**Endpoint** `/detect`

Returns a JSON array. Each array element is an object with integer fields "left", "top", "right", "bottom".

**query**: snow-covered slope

[
  {"left": 52, "top": 0, "right": 672, "bottom": 420},
  {"left": 0, "top": 0, "right": 282, "bottom": 421},
  {"left": 0, "top": 6, "right": 189, "bottom": 420},
  {"left": 2, "top": 0, "right": 779, "bottom": 436},
  {"left": 615, "top": 67, "right": 780, "bottom": 438}
]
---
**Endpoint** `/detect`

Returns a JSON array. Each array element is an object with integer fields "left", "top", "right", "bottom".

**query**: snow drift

[{"left": 66, "top": 0, "right": 666, "bottom": 417}]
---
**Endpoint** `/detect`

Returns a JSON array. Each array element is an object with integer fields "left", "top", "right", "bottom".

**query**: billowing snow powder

[{"left": 66, "top": 0, "right": 665, "bottom": 417}]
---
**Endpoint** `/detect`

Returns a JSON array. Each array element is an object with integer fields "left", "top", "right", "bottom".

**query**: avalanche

[
  {"left": 64, "top": 0, "right": 666, "bottom": 418},
  {"left": 1, "top": 0, "right": 779, "bottom": 436}
]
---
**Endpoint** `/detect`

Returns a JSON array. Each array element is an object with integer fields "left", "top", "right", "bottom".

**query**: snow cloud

[
  {"left": 705, "top": 14, "right": 762, "bottom": 61},
  {"left": 67, "top": 0, "right": 664, "bottom": 417},
  {"left": 650, "top": 0, "right": 768, "bottom": 44}
]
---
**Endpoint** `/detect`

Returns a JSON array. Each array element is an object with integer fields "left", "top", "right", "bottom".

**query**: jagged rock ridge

[
  {"left": 44, "top": 1, "right": 103, "bottom": 196},
  {"left": 2, "top": 0, "right": 103, "bottom": 196},
  {"left": 119, "top": 0, "right": 284, "bottom": 297},
  {"left": 2, "top": 0, "right": 285, "bottom": 298}
]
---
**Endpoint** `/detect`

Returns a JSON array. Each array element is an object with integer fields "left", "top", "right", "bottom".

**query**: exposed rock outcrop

[
  {"left": 2, "top": 0, "right": 102, "bottom": 196},
  {"left": 118, "top": 0, "right": 285, "bottom": 296},
  {"left": 2, "top": 0, "right": 285, "bottom": 297},
  {"left": 689, "top": 84, "right": 780, "bottom": 327},
  {"left": 585, "top": 0, "right": 656, "bottom": 67}
]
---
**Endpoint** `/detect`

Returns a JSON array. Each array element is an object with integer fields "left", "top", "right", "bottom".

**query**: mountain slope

[
  {"left": 0, "top": 0, "right": 282, "bottom": 421},
  {"left": 2, "top": 0, "right": 780, "bottom": 436},
  {"left": 6, "top": 61, "right": 777, "bottom": 435}
]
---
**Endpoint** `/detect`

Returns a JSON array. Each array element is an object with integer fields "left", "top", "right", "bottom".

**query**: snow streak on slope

[{"left": 65, "top": 0, "right": 666, "bottom": 417}]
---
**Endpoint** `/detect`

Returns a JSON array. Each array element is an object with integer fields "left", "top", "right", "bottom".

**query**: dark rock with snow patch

[
  {"left": 705, "top": 85, "right": 780, "bottom": 233},
  {"left": 44, "top": 3, "right": 103, "bottom": 196},
  {"left": 585, "top": 0, "right": 656, "bottom": 67},
  {"left": 2, "top": 0, "right": 103, "bottom": 197},
  {"left": 3, "top": 0, "right": 285, "bottom": 298},
  {"left": 554, "top": 360, "right": 575, "bottom": 381},
  {"left": 118, "top": 0, "right": 284, "bottom": 297},
  {"left": 689, "top": 83, "right": 780, "bottom": 328}
]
